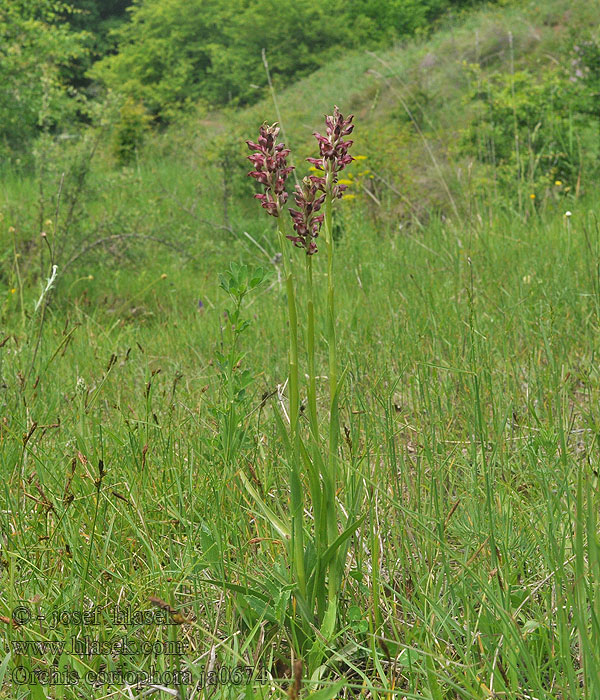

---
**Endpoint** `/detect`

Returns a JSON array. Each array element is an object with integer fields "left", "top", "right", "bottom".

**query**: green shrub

[
  {"left": 112, "top": 96, "right": 153, "bottom": 164},
  {"left": 460, "top": 54, "right": 600, "bottom": 202},
  {"left": 91, "top": 0, "right": 501, "bottom": 121},
  {"left": 0, "top": 0, "right": 88, "bottom": 164}
]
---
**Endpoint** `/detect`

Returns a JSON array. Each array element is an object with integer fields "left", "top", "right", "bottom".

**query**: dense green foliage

[
  {"left": 1, "top": 0, "right": 501, "bottom": 159},
  {"left": 61, "top": 0, "right": 132, "bottom": 88},
  {"left": 65, "top": 0, "right": 131, "bottom": 41},
  {"left": 460, "top": 56, "right": 599, "bottom": 196},
  {"left": 0, "top": 0, "right": 87, "bottom": 161},
  {"left": 93, "top": 0, "right": 498, "bottom": 118}
]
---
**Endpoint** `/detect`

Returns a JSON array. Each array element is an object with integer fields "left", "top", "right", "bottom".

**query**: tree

[
  {"left": 61, "top": 0, "right": 132, "bottom": 88},
  {"left": 0, "top": 0, "right": 88, "bottom": 161},
  {"left": 91, "top": 0, "right": 359, "bottom": 118}
]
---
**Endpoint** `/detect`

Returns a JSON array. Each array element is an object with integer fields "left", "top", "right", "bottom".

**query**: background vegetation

[
  {"left": 2, "top": 0, "right": 600, "bottom": 698},
  {"left": 2, "top": 0, "right": 504, "bottom": 162}
]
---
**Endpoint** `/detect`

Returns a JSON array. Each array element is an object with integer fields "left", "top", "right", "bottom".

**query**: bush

[
  {"left": 0, "top": 0, "right": 88, "bottom": 164},
  {"left": 91, "top": 0, "right": 501, "bottom": 121},
  {"left": 112, "top": 97, "right": 153, "bottom": 164},
  {"left": 459, "top": 51, "right": 600, "bottom": 201}
]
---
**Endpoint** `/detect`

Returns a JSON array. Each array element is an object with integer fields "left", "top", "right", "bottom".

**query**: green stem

[
  {"left": 278, "top": 224, "right": 300, "bottom": 436},
  {"left": 305, "top": 251, "right": 326, "bottom": 617},
  {"left": 324, "top": 185, "right": 337, "bottom": 421},
  {"left": 305, "top": 255, "right": 319, "bottom": 440},
  {"left": 323, "top": 175, "right": 339, "bottom": 606},
  {"left": 222, "top": 298, "right": 241, "bottom": 466},
  {"left": 277, "top": 219, "right": 306, "bottom": 598}
]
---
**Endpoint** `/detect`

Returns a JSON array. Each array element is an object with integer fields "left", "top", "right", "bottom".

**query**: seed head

[{"left": 247, "top": 123, "right": 294, "bottom": 217}]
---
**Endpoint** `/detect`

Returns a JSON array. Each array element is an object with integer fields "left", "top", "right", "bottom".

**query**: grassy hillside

[
  {"left": 4, "top": 0, "right": 596, "bottom": 294},
  {"left": 2, "top": 0, "right": 600, "bottom": 698}
]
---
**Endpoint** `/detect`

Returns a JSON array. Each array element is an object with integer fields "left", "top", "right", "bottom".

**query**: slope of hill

[{"left": 2, "top": 0, "right": 597, "bottom": 294}]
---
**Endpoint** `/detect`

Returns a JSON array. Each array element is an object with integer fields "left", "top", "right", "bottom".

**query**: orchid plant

[{"left": 244, "top": 109, "right": 364, "bottom": 669}]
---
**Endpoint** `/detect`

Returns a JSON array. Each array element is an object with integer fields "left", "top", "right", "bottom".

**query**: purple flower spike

[
  {"left": 247, "top": 123, "right": 294, "bottom": 217},
  {"left": 308, "top": 106, "right": 354, "bottom": 199},
  {"left": 287, "top": 177, "right": 326, "bottom": 255}
]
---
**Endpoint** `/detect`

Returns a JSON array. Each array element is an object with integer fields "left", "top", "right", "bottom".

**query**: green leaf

[
  {"left": 249, "top": 268, "right": 266, "bottom": 289},
  {"left": 239, "top": 594, "right": 278, "bottom": 624},
  {"left": 32, "top": 682, "right": 49, "bottom": 700},
  {"left": 305, "top": 678, "right": 346, "bottom": 700},
  {"left": 522, "top": 619, "right": 542, "bottom": 634},
  {"left": 0, "top": 653, "right": 11, "bottom": 689},
  {"left": 347, "top": 605, "right": 362, "bottom": 622},
  {"left": 196, "top": 520, "right": 222, "bottom": 571},
  {"left": 320, "top": 513, "right": 367, "bottom": 571},
  {"left": 320, "top": 599, "right": 337, "bottom": 640},
  {"left": 238, "top": 470, "right": 291, "bottom": 540},
  {"left": 199, "top": 578, "right": 270, "bottom": 602}
]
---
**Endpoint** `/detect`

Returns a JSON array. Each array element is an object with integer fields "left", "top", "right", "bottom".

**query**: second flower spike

[
  {"left": 287, "top": 177, "right": 326, "bottom": 255},
  {"left": 247, "top": 123, "right": 294, "bottom": 217}
]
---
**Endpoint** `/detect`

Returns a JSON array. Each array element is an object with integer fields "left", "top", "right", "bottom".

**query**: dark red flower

[
  {"left": 247, "top": 123, "right": 293, "bottom": 217},
  {"left": 287, "top": 177, "right": 326, "bottom": 255},
  {"left": 307, "top": 106, "right": 354, "bottom": 199}
]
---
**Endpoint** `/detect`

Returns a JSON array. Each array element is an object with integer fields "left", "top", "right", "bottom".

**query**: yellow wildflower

[
  {"left": 530, "top": 193, "right": 536, "bottom": 200},
  {"left": 338, "top": 179, "right": 353, "bottom": 185},
  {"left": 342, "top": 193, "right": 356, "bottom": 201},
  {"left": 555, "top": 180, "right": 562, "bottom": 186}
]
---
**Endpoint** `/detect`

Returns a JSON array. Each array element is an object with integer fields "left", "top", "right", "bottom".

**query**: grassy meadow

[{"left": 2, "top": 0, "right": 600, "bottom": 697}]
